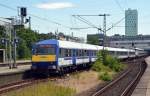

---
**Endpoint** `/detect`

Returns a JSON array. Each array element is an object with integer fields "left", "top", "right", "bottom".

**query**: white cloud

[{"left": 36, "top": 2, "right": 75, "bottom": 10}]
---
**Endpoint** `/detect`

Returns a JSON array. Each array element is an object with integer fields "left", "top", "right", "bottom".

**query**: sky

[{"left": 0, "top": 0, "right": 149, "bottom": 40}]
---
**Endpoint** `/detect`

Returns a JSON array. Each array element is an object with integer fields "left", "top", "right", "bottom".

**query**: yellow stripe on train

[{"left": 32, "top": 55, "right": 56, "bottom": 62}]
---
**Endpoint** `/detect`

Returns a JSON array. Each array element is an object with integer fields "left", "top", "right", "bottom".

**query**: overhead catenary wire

[
  {"left": 78, "top": 16, "right": 99, "bottom": 29},
  {"left": 70, "top": 27, "right": 95, "bottom": 30},
  {"left": 106, "top": 0, "right": 136, "bottom": 31},
  {"left": 72, "top": 15, "right": 103, "bottom": 32},
  {"left": 72, "top": 15, "right": 98, "bottom": 29},
  {"left": 105, "top": 0, "right": 125, "bottom": 31},
  {"left": 106, "top": 11, "right": 134, "bottom": 31},
  {"left": 0, "top": 3, "right": 72, "bottom": 29},
  {"left": 106, "top": 17, "right": 125, "bottom": 31},
  {"left": 113, "top": 0, "right": 124, "bottom": 12},
  {"left": 0, "top": 2, "right": 137, "bottom": 35}
]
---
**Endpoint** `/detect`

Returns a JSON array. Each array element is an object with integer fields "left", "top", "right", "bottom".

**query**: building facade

[
  {"left": 125, "top": 9, "right": 138, "bottom": 36},
  {"left": 87, "top": 33, "right": 109, "bottom": 46},
  {"left": 87, "top": 34, "right": 150, "bottom": 50},
  {"left": 109, "top": 35, "right": 150, "bottom": 50}
]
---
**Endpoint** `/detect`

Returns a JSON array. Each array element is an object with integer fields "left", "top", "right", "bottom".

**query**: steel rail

[
  {"left": 121, "top": 62, "right": 144, "bottom": 96},
  {"left": 0, "top": 78, "right": 57, "bottom": 94},
  {"left": 92, "top": 68, "right": 131, "bottom": 96},
  {"left": 92, "top": 59, "right": 145, "bottom": 96}
]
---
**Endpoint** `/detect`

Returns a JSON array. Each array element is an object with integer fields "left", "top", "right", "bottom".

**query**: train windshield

[{"left": 34, "top": 44, "right": 56, "bottom": 55}]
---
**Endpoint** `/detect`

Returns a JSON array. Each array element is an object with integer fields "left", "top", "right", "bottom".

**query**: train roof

[
  {"left": 135, "top": 48, "right": 144, "bottom": 51},
  {"left": 36, "top": 39, "right": 134, "bottom": 52}
]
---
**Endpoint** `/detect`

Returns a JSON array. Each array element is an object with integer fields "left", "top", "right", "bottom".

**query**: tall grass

[{"left": 4, "top": 81, "right": 76, "bottom": 96}]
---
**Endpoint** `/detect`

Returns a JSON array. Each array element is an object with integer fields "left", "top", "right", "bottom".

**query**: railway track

[
  {"left": 91, "top": 58, "right": 146, "bottom": 96},
  {"left": 0, "top": 57, "right": 147, "bottom": 95},
  {"left": 0, "top": 77, "right": 57, "bottom": 94},
  {"left": 0, "top": 79, "right": 33, "bottom": 93},
  {"left": 0, "top": 67, "right": 88, "bottom": 94}
]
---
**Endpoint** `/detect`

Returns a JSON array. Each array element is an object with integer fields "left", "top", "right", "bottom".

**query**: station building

[
  {"left": 109, "top": 35, "right": 150, "bottom": 50},
  {"left": 87, "top": 34, "right": 150, "bottom": 51}
]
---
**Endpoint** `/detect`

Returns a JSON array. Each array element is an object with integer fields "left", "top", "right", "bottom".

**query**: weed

[
  {"left": 92, "top": 50, "right": 126, "bottom": 81},
  {"left": 4, "top": 81, "right": 76, "bottom": 96},
  {"left": 99, "top": 72, "right": 112, "bottom": 81}
]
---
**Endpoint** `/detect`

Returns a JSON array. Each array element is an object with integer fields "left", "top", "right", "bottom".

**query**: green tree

[
  {"left": 16, "top": 28, "right": 38, "bottom": 49},
  {"left": 0, "top": 26, "right": 5, "bottom": 48},
  {"left": 87, "top": 34, "right": 99, "bottom": 45},
  {"left": 0, "top": 26, "right": 56, "bottom": 59},
  {"left": 17, "top": 39, "right": 31, "bottom": 59}
]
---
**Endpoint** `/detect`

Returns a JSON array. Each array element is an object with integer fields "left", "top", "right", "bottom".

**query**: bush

[
  {"left": 105, "top": 54, "right": 124, "bottom": 72},
  {"left": 99, "top": 72, "right": 112, "bottom": 81},
  {"left": 92, "top": 61, "right": 102, "bottom": 72},
  {"left": 92, "top": 50, "right": 126, "bottom": 81}
]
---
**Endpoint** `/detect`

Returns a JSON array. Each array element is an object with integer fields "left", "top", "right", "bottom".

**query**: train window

[
  {"left": 93, "top": 51, "right": 95, "bottom": 56},
  {"left": 79, "top": 50, "right": 82, "bottom": 56},
  {"left": 89, "top": 50, "right": 91, "bottom": 56},
  {"left": 96, "top": 51, "right": 98, "bottom": 56},
  {"left": 87, "top": 50, "right": 89, "bottom": 56},
  {"left": 94, "top": 51, "right": 96, "bottom": 56},
  {"left": 118, "top": 52, "right": 127, "bottom": 55},
  {"left": 131, "top": 52, "right": 135, "bottom": 55},
  {"left": 73, "top": 50, "right": 75, "bottom": 56},
  {"left": 65, "top": 49, "right": 69, "bottom": 57},
  {"left": 84, "top": 50, "right": 87, "bottom": 56},
  {"left": 36, "top": 45, "right": 55, "bottom": 55},
  {"left": 91, "top": 50, "right": 93, "bottom": 56},
  {"left": 78, "top": 50, "right": 80, "bottom": 56},
  {"left": 129, "top": 52, "right": 133, "bottom": 55},
  {"left": 76, "top": 50, "right": 79, "bottom": 56},
  {"left": 116, "top": 52, "right": 120, "bottom": 55},
  {"left": 65, "top": 49, "right": 67, "bottom": 57},
  {"left": 109, "top": 51, "right": 114, "bottom": 55},
  {"left": 68, "top": 49, "right": 72, "bottom": 57},
  {"left": 90, "top": 51, "right": 92, "bottom": 56},
  {"left": 59, "top": 48, "right": 65, "bottom": 57},
  {"left": 59, "top": 48, "right": 62, "bottom": 57},
  {"left": 118, "top": 52, "right": 122, "bottom": 55}
]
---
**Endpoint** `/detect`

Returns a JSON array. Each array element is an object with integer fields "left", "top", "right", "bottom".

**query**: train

[{"left": 31, "top": 39, "right": 146, "bottom": 75}]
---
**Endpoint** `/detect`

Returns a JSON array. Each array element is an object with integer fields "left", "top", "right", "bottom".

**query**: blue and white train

[{"left": 31, "top": 39, "right": 137, "bottom": 75}]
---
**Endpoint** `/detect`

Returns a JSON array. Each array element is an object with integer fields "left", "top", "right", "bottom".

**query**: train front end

[{"left": 31, "top": 40, "right": 58, "bottom": 74}]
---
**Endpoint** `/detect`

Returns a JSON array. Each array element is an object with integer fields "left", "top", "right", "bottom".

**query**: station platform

[
  {"left": 0, "top": 60, "right": 31, "bottom": 64},
  {"left": 132, "top": 56, "right": 150, "bottom": 96},
  {"left": 0, "top": 65, "right": 31, "bottom": 75}
]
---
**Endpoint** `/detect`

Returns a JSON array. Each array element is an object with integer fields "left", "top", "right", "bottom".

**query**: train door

[
  {"left": 72, "top": 49, "right": 76, "bottom": 65},
  {"left": 89, "top": 50, "right": 92, "bottom": 63}
]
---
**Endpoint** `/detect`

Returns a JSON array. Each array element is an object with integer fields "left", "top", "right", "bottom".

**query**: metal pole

[
  {"left": 11, "top": 18, "right": 17, "bottom": 68},
  {"left": 9, "top": 23, "right": 12, "bottom": 69},
  {"left": 21, "top": 16, "right": 24, "bottom": 25},
  {"left": 29, "top": 16, "right": 31, "bottom": 29},
  {"left": 5, "top": 39, "right": 7, "bottom": 63},
  {"left": 102, "top": 14, "right": 108, "bottom": 65},
  {"left": 13, "top": 27, "right": 17, "bottom": 68},
  {"left": 4, "top": 26, "right": 8, "bottom": 63}
]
